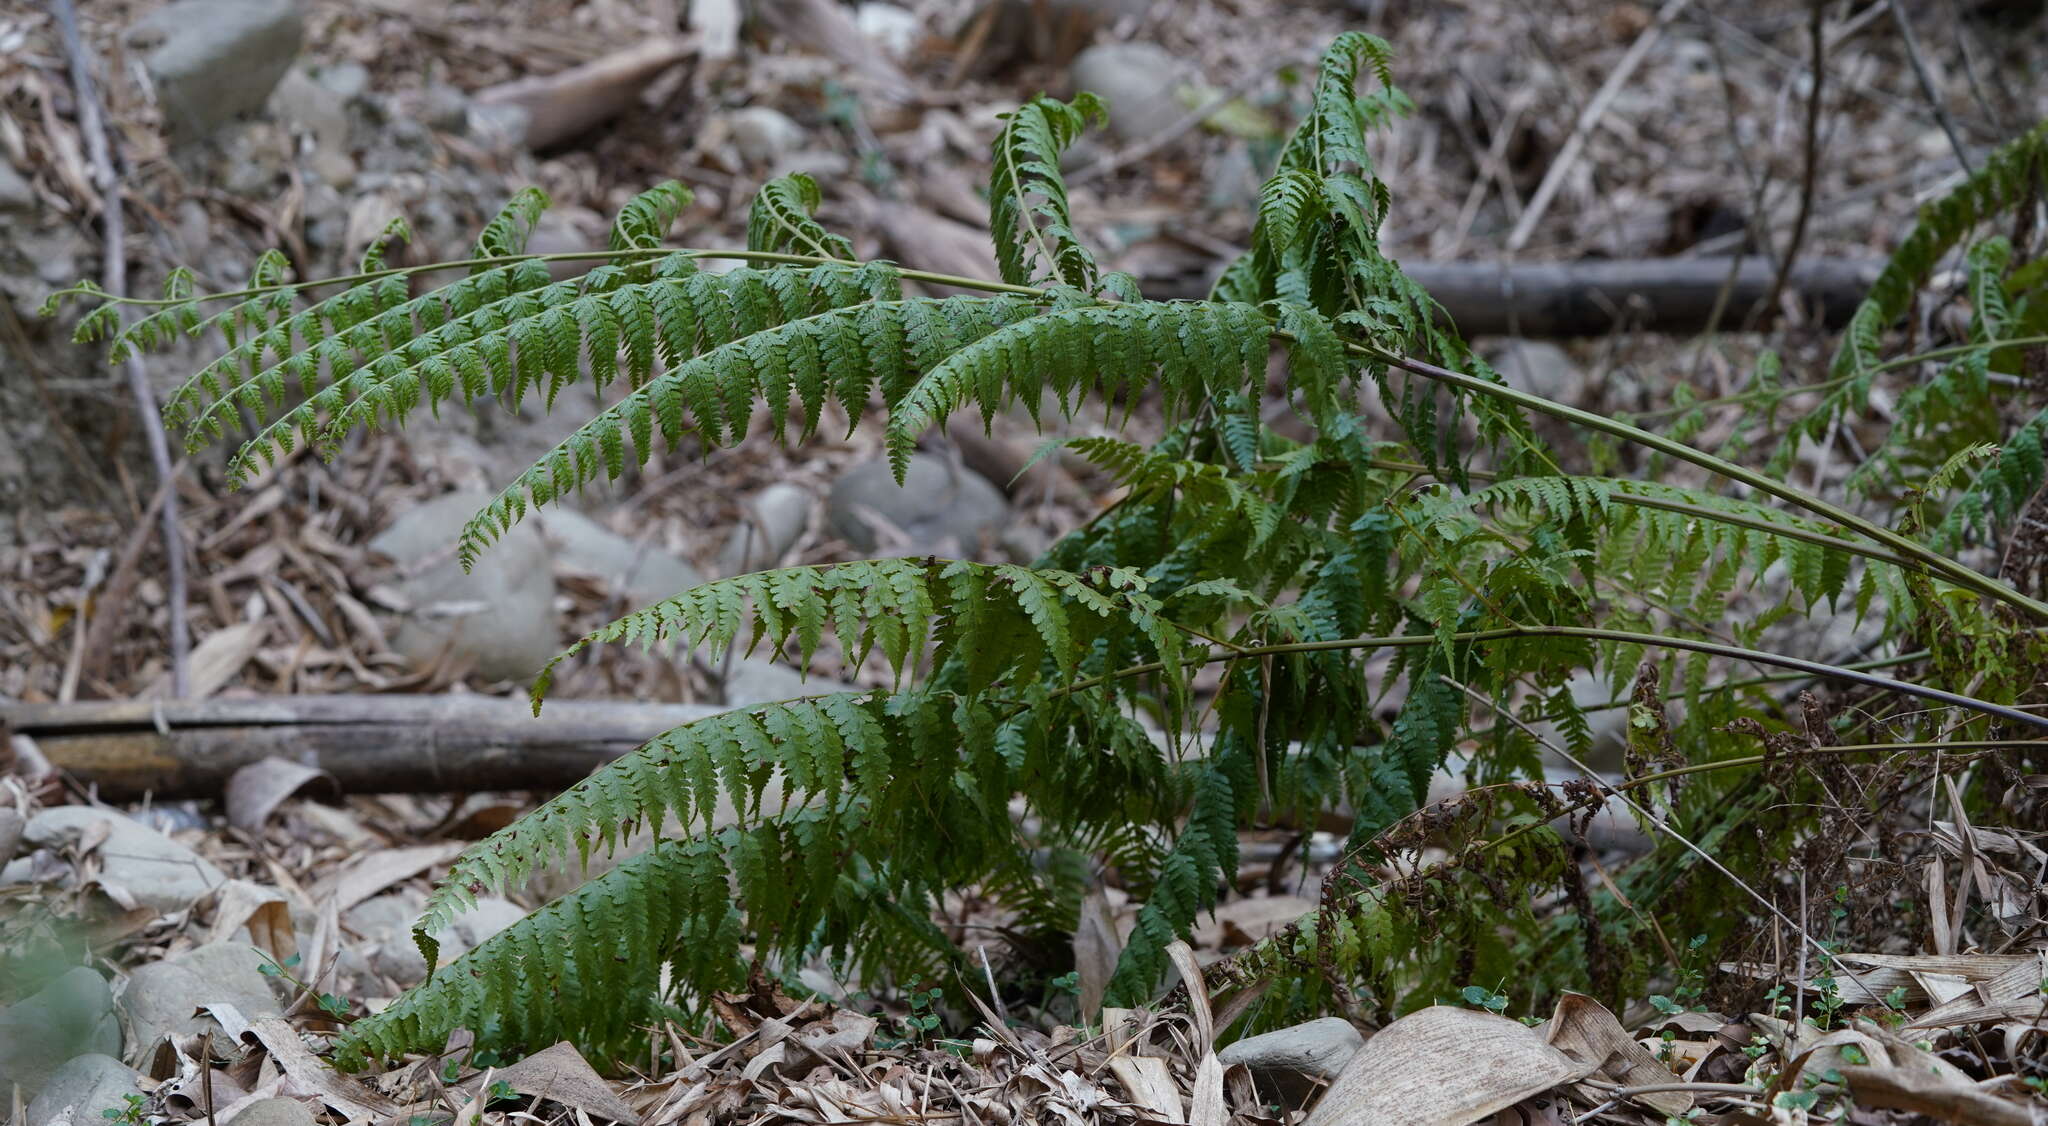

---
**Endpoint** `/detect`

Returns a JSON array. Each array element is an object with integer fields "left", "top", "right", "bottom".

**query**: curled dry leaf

[{"left": 1304, "top": 1007, "right": 1598, "bottom": 1126}]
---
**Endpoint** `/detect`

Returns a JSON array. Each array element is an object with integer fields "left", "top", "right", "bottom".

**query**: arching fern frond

[
  {"left": 887, "top": 300, "right": 1272, "bottom": 478},
  {"left": 458, "top": 289, "right": 1044, "bottom": 565},
  {"left": 531, "top": 557, "right": 1182, "bottom": 705},
  {"left": 1777, "top": 117, "right": 2048, "bottom": 470},
  {"left": 988, "top": 93, "right": 1105, "bottom": 292},
  {"left": 216, "top": 260, "right": 902, "bottom": 486}
]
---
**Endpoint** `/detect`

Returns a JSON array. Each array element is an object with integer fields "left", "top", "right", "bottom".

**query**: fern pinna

[{"left": 53, "top": 33, "right": 2048, "bottom": 1068}]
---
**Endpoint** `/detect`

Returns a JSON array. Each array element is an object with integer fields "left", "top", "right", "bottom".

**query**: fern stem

[
  {"left": 1062, "top": 624, "right": 2048, "bottom": 730},
  {"left": 70, "top": 248, "right": 1047, "bottom": 309},
  {"left": 1367, "top": 459, "right": 1920, "bottom": 572},
  {"left": 1369, "top": 349, "right": 2048, "bottom": 621},
  {"left": 1627, "top": 332, "right": 2048, "bottom": 421}
]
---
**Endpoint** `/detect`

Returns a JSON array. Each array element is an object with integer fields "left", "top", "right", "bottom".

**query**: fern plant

[{"left": 51, "top": 34, "right": 2048, "bottom": 1069}]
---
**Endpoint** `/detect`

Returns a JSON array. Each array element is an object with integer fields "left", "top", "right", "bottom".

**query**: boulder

[
  {"left": 536, "top": 508, "right": 705, "bottom": 609},
  {"left": 23, "top": 806, "right": 227, "bottom": 914},
  {"left": 856, "top": 4, "right": 921, "bottom": 58},
  {"left": 129, "top": 0, "right": 305, "bottom": 143},
  {"left": 0, "top": 969, "right": 123, "bottom": 1101},
  {"left": 24, "top": 1054, "right": 141, "bottom": 1126},
  {"left": 117, "top": 943, "right": 283, "bottom": 1066},
  {"left": 269, "top": 63, "right": 363, "bottom": 187},
  {"left": 0, "top": 806, "right": 24, "bottom": 862},
  {"left": 727, "top": 107, "right": 806, "bottom": 166},
  {"left": 368, "top": 491, "right": 560, "bottom": 682},
  {"left": 1070, "top": 43, "right": 1188, "bottom": 142},
  {"left": 0, "top": 157, "right": 34, "bottom": 214},
  {"left": 224, "top": 1098, "right": 317, "bottom": 1126},
  {"left": 1487, "top": 341, "right": 1580, "bottom": 405},
  {"left": 715, "top": 483, "right": 813, "bottom": 575},
  {"left": 717, "top": 656, "right": 853, "bottom": 707},
  {"left": 826, "top": 456, "right": 1008, "bottom": 556},
  {"left": 342, "top": 893, "right": 528, "bottom": 986}
]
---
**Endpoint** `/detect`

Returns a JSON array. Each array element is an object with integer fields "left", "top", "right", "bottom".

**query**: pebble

[
  {"left": 129, "top": 0, "right": 305, "bottom": 144},
  {"left": 0, "top": 969, "right": 123, "bottom": 1101}
]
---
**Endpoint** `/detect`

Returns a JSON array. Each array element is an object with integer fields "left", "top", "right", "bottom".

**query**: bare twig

[
  {"left": 1758, "top": 0, "right": 1829, "bottom": 327},
  {"left": 1505, "top": 0, "right": 1694, "bottom": 252},
  {"left": 1884, "top": 0, "right": 1974, "bottom": 174},
  {"left": 1442, "top": 676, "right": 1877, "bottom": 992},
  {"left": 53, "top": 0, "right": 190, "bottom": 697}
]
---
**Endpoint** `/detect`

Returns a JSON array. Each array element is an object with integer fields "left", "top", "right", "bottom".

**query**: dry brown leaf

[
  {"left": 1305, "top": 1007, "right": 1598, "bottom": 1126},
  {"left": 225, "top": 757, "right": 338, "bottom": 832},
  {"left": 203, "top": 880, "right": 298, "bottom": 966},
  {"left": 1073, "top": 887, "right": 1122, "bottom": 1021},
  {"left": 1542, "top": 992, "right": 1689, "bottom": 1116},
  {"left": 1107, "top": 1056, "right": 1181, "bottom": 1123},
  {"left": 242, "top": 1016, "right": 401, "bottom": 1120},
  {"left": 313, "top": 841, "right": 465, "bottom": 915},
  {"left": 144, "top": 621, "right": 268, "bottom": 700},
  {"left": 458, "top": 1041, "right": 638, "bottom": 1122}
]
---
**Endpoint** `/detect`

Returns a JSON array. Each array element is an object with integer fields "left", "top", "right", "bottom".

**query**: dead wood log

[
  {"left": 1399, "top": 256, "right": 1883, "bottom": 337},
  {"left": 1139, "top": 255, "right": 1882, "bottom": 336},
  {"left": 474, "top": 38, "right": 694, "bottom": 151},
  {"left": 1, "top": 695, "right": 725, "bottom": 801}
]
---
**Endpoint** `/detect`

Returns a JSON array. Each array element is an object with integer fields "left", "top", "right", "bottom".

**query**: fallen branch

[{"left": 3, "top": 695, "right": 726, "bottom": 800}]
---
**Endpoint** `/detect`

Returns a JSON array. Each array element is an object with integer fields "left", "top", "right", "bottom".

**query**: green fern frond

[
  {"left": 988, "top": 93, "right": 1105, "bottom": 291},
  {"left": 458, "top": 288, "right": 1058, "bottom": 565},
  {"left": 887, "top": 300, "right": 1271, "bottom": 478},
  {"left": 747, "top": 173, "right": 856, "bottom": 261},
  {"left": 1779, "top": 117, "right": 2048, "bottom": 469},
  {"left": 532, "top": 557, "right": 1176, "bottom": 704}
]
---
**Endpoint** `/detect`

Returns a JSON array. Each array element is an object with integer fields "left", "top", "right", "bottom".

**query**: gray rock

[
  {"left": 418, "top": 84, "right": 473, "bottom": 134},
  {"left": 1070, "top": 43, "right": 1188, "bottom": 142},
  {"left": 715, "top": 483, "right": 813, "bottom": 575},
  {"left": 718, "top": 656, "right": 853, "bottom": 707},
  {"left": 0, "top": 970, "right": 122, "bottom": 1100},
  {"left": 269, "top": 67, "right": 354, "bottom": 186},
  {"left": 827, "top": 456, "right": 1008, "bottom": 555},
  {"left": 343, "top": 892, "right": 526, "bottom": 986},
  {"left": 727, "top": 107, "right": 806, "bottom": 166},
  {"left": 224, "top": 1097, "right": 316, "bottom": 1126},
  {"left": 856, "top": 4, "right": 920, "bottom": 58},
  {"left": 1219, "top": 1017, "right": 1363, "bottom": 1079},
  {"left": 129, "top": 0, "right": 305, "bottom": 143},
  {"left": 0, "top": 157, "right": 34, "bottom": 213},
  {"left": 369, "top": 491, "right": 561, "bottom": 682},
  {"left": 117, "top": 943, "right": 283, "bottom": 1066},
  {"left": 1487, "top": 341, "right": 1580, "bottom": 404},
  {"left": 24, "top": 806, "right": 227, "bottom": 913},
  {"left": 24, "top": 1054, "right": 141, "bottom": 1126},
  {"left": 536, "top": 508, "right": 705, "bottom": 609},
  {"left": 0, "top": 807, "right": 24, "bottom": 862}
]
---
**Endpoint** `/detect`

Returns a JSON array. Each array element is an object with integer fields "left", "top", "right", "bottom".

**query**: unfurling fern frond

[
  {"left": 988, "top": 92, "right": 1105, "bottom": 291},
  {"left": 471, "top": 186, "right": 552, "bottom": 263},
  {"left": 610, "top": 180, "right": 695, "bottom": 251},
  {"left": 747, "top": 173, "right": 856, "bottom": 261}
]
